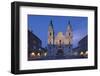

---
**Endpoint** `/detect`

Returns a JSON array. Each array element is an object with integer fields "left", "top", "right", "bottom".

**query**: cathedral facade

[{"left": 47, "top": 20, "right": 73, "bottom": 56}]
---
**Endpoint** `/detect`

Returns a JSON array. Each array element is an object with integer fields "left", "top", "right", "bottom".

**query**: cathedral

[{"left": 47, "top": 20, "right": 73, "bottom": 56}]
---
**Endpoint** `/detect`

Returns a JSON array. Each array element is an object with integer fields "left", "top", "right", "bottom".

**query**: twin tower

[
  {"left": 47, "top": 20, "right": 73, "bottom": 56},
  {"left": 48, "top": 20, "right": 73, "bottom": 46}
]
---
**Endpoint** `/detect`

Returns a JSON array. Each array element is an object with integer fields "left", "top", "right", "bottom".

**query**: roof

[{"left": 28, "top": 30, "right": 42, "bottom": 43}]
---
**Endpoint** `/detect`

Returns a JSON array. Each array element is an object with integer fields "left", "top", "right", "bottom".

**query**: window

[
  {"left": 50, "top": 32, "right": 51, "bottom": 36},
  {"left": 69, "top": 33, "right": 70, "bottom": 36}
]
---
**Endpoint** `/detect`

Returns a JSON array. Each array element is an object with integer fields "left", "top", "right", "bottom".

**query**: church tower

[
  {"left": 65, "top": 21, "right": 73, "bottom": 45},
  {"left": 48, "top": 20, "right": 54, "bottom": 45}
]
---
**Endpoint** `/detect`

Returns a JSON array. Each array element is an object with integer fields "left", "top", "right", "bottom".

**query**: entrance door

[{"left": 56, "top": 48, "right": 64, "bottom": 56}]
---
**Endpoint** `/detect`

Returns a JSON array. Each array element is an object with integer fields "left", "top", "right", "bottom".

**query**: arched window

[
  {"left": 50, "top": 32, "right": 51, "bottom": 36},
  {"left": 59, "top": 40, "right": 61, "bottom": 44},
  {"left": 69, "top": 33, "right": 70, "bottom": 36}
]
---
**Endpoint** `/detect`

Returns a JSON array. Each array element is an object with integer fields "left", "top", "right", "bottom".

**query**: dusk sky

[{"left": 28, "top": 15, "right": 88, "bottom": 48}]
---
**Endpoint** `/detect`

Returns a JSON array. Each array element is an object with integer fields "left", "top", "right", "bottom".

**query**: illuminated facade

[{"left": 47, "top": 20, "right": 73, "bottom": 56}]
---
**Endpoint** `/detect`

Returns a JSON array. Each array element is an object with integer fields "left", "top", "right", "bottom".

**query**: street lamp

[
  {"left": 37, "top": 53, "right": 40, "bottom": 56},
  {"left": 31, "top": 52, "right": 35, "bottom": 56},
  {"left": 80, "top": 51, "right": 84, "bottom": 56},
  {"left": 44, "top": 52, "right": 47, "bottom": 56}
]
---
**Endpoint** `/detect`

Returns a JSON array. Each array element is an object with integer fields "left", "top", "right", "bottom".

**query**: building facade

[
  {"left": 78, "top": 35, "right": 88, "bottom": 52},
  {"left": 78, "top": 35, "right": 88, "bottom": 57},
  {"left": 28, "top": 30, "right": 47, "bottom": 60},
  {"left": 47, "top": 20, "right": 73, "bottom": 56},
  {"left": 28, "top": 30, "right": 42, "bottom": 53},
  {"left": 72, "top": 35, "right": 88, "bottom": 57}
]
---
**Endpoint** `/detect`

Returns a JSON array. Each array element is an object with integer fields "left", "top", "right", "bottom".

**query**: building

[
  {"left": 78, "top": 35, "right": 88, "bottom": 57},
  {"left": 28, "top": 30, "right": 47, "bottom": 60},
  {"left": 47, "top": 20, "right": 73, "bottom": 56},
  {"left": 72, "top": 35, "right": 88, "bottom": 57},
  {"left": 28, "top": 30, "right": 42, "bottom": 52}
]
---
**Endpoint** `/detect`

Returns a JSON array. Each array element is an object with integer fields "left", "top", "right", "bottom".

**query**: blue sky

[{"left": 28, "top": 15, "right": 88, "bottom": 48}]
